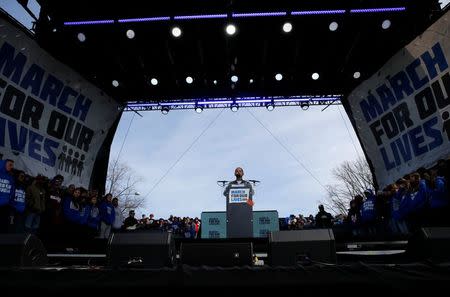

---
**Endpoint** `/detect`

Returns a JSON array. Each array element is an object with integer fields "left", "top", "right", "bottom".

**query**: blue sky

[{"left": 111, "top": 106, "right": 363, "bottom": 218}]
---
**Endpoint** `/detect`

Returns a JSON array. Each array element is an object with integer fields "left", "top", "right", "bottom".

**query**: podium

[{"left": 225, "top": 182, "right": 254, "bottom": 238}]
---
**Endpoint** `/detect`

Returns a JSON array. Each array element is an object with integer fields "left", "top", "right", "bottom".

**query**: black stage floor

[{"left": 1, "top": 262, "right": 450, "bottom": 293}]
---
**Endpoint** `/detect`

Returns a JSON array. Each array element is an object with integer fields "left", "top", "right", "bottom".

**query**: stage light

[
  {"left": 232, "top": 12, "right": 286, "bottom": 18},
  {"left": 213, "top": 80, "right": 218, "bottom": 85},
  {"left": 350, "top": 7, "right": 406, "bottom": 13},
  {"left": 275, "top": 73, "right": 283, "bottom": 81},
  {"left": 291, "top": 10, "right": 346, "bottom": 15},
  {"left": 195, "top": 106, "right": 203, "bottom": 113},
  {"left": 231, "top": 75, "right": 239, "bottom": 83},
  {"left": 282, "top": 22, "right": 292, "bottom": 33},
  {"left": 301, "top": 102, "right": 310, "bottom": 110},
  {"left": 175, "top": 14, "right": 227, "bottom": 20},
  {"left": 353, "top": 72, "right": 361, "bottom": 79},
  {"left": 230, "top": 104, "right": 239, "bottom": 112},
  {"left": 65, "top": 20, "right": 114, "bottom": 26},
  {"left": 249, "top": 78, "right": 254, "bottom": 84},
  {"left": 382, "top": 19, "right": 391, "bottom": 29},
  {"left": 329, "top": 21, "right": 338, "bottom": 31},
  {"left": 77, "top": 32, "right": 86, "bottom": 42},
  {"left": 226, "top": 24, "right": 237, "bottom": 36},
  {"left": 161, "top": 107, "right": 170, "bottom": 115},
  {"left": 186, "top": 76, "right": 193, "bottom": 84},
  {"left": 312, "top": 73, "right": 319, "bottom": 80},
  {"left": 266, "top": 104, "right": 275, "bottom": 111},
  {"left": 112, "top": 80, "right": 119, "bottom": 87},
  {"left": 171, "top": 26, "right": 182, "bottom": 37},
  {"left": 52, "top": 28, "right": 57, "bottom": 32},
  {"left": 126, "top": 29, "right": 135, "bottom": 39},
  {"left": 150, "top": 78, "right": 158, "bottom": 86}
]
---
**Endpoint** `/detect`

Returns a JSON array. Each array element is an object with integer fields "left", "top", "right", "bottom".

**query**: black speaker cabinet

[
  {"left": 107, "top": 232, "right": 175, "bottom": 268},
  {"left": 407, "top": 227, "right": 450, "bottom": 263},
  {"left": 180, "top": 242, "right": 253, "bottom": 267},
  {"left": 269, "top": 229, "right": 336, "bottom": 266},
  {"left": 0, "top": 233, "right": 48, "bottom": 267}
]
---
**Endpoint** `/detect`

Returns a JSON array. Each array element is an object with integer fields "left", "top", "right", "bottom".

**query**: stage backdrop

[
  {"left": 347, "top": 10, "right": 450, "bottom": 188},
  {"left": 201, "top": 211, "right": 279, "bottom": 238},
  {"left": 0, "top": 17, "right": 121, "bottom": 187}
]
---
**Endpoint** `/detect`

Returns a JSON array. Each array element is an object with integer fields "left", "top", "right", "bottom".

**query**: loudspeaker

[
  {"left": 107, "top": 232, "right": 175, "bottom": 268},
  {"left": 269, "top": 229, "right": 336, "bottom": 266},
  {"left": 0, "top": 233, "right": 48, "bottom": 267},
  {"left": 407, "top": 227, "right": 450, "bottom": 263},
  {"left": 180, "top": 242, "right": 253, "bottom": 266}
]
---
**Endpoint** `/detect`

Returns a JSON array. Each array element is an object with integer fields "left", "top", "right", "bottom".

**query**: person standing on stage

[{"left": 223, "top": 167, "right": 255, "bottom": 205}]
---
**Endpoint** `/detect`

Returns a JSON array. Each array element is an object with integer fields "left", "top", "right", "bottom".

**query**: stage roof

[{"left": 32, "top": 0, "right": 443, "bottom": 104}]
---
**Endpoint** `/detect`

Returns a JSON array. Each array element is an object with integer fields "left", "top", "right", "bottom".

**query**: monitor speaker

[
  {"left": 269, "top": 229, "right": 336, "bottom": 266},
  {"left": 180, "top": 242, "right": 253, "bottom": 267},
  {"left": 0, "top": 233, "right": 48, "bottom": 267},
  {"left": 107, "top": 232, "right": 175, "bottom": 268},
  {"left": 407, "top": 227, "right": 450, "bottom": 263}
]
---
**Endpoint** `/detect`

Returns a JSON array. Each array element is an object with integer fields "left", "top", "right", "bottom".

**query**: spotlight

[
  {"left": 353, "top": 72, "right": 361, "bottom": 79},
  {"left": 282, "top": 22, "right": 292, "bottom": 33},
  {"left": 126, "top": 29, "right": 135, "bottom": 39},
  {"left": 329, "top": 21, "right": 338, "bottom": 31},
  {"left": 195, "top": 106, "right": 203, "bottom": 114},
  {"left": 77, "top": 32, "right": 86, "bottom": 42},
  {"left": 186, "top": 76, "right": 193, "bottom": 84},
  {"left": 112, "top": 80, "right": 119, "bottom": 87},
  {"left": 275, "top": 73, "right": 283, "bottom": 81},
  {"left": 213, "top": 80, "right": 218, "bottom": 85},
  {"left": 230, "top": 104, "right": 239, "bottom": 112},
  {"left": 249, "top": 78, "right": 254, "bottom": 84},
  {"left": 312, "top": 72, "right": 319, "bottom": 80},
  {"left": 231, "top": 75, "right": 238, "bottom": 83},
  {"left": 226, "top": 24, "right": 237, "bottom": 36},
  {"left": 150, "top": 78, "right": 158, "bottom": 86},
  {"left": 52, "top": 28, "right": 57, "bottom": 33},
  {"left": 161, "top": 107, "right": 170, "bottom": 115},
  {"left": 266, "top": 104, "right": 275, "bottom": 111},
  {"left": 382, "top": 19, "right": 391, "bottom": 29},
  {"left": 301, "top": 102, "right": 309, "bottom": 110},
  {"left": 171, "top": 26, "right": 182, "bottom": 37}
]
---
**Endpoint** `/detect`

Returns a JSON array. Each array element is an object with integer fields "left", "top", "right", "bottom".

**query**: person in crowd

[
  {"left": 427, "top": 166, "right": 448, "bottom": 226},
  {"left": 315, "top": 204, "right": 333, "bottom": 228},
  {"left": 390, "top": 179, "right": 409, "bottom": 235},
  {"left": 361, "top": 189, "right": 377, "bottom": 236},
  {"left": 146, "top": 213, "right": 155, "bottom": 228},
  {"left": 112, "top": 197, "right": 123, "bottom": 232},
  {"left": 63, "top": 187, "right": 87, "bottom": 238},
  {"left": 401, "top": 172, "right": 428, "bottom": 232},
  {"left": 85, "top": 195, "right": 100, "bottom": 237},
  {"left": 140, "top": 214, "right": 147, "bottom": 225},
  {"left": 42, "top": 174, "right": 65, "bottom": 238},
  {"left": 99, "top": 193, "right": 115, "bottom": 239},
  {"left": 9, "top": 171, "right": 26, "bottom": 233},
  {"left": 346, "top": 199, "right": 361, "bottom": 236},
  {"left": 123, "top": 210, "right": 138, "bottom": 229},
  {"left": 0, "top": 159, "right": 15, "bottom": 233},
  {"left": 25, "top": 175, "right": 47, "bottom": 234}
]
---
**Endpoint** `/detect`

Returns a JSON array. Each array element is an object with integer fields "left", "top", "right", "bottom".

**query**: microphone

[{"left": 217, "top": 180, "right": 229, "bottom": 187}]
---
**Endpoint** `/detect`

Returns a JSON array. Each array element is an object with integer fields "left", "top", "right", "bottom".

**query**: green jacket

[{"left": 26, "top": 182, "right": 47, "bottom": 214}]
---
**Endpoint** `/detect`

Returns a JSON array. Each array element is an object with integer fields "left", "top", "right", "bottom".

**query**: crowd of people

[{"left": 1, "top": 157, "right": 450, "bottom": 241}]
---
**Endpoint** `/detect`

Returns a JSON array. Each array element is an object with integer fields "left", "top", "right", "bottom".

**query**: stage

[{"left": 1, "top": 262, "right": 450, "bottom": 292}]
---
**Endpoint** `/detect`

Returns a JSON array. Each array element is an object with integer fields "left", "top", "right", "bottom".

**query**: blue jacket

[
  {"left": 99, "top": 201, "right": 115, "bottom": 225},
  {"left": 0, "top": 160, "right": 14, "bottom": 207},
  {"left": 391, "top": 188, "right": 406, "bottom": 221},
  {"left": 430, "top": 176, "right": 449, "bottom": 209},
  {"left": 85, "top": 204, "right": 101, "bottom": 230},
  {"left": 399, "top": 180, "right": 428, "bottom": 219},
  {"left": 63, "top": 196, "right": 84, "bottom": 225},
  {"left": 10, "top": 185, "right": 26, "bottom": 213},
  {"left": 361, "top": 190, "right": 377, "bottom": 223}
]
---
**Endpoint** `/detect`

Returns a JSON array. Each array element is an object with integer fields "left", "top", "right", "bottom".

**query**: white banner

[
  {"left": 0, "top": 17, "right": 121, "bottom": 187},
  {"left": 347, "top": 11, "right": 450, "bottom": 188},
  {"left": 229, "top": 188, "right": 250, "bottom": 203}
]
